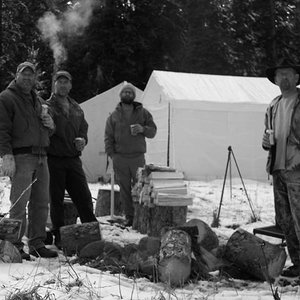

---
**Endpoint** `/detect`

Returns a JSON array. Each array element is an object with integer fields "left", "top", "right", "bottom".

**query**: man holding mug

[
  {"left": 47, "top": 70, "right": 97, "bottom": 249},
  {"left": 104, "top": 83, "right": 157, "bottom": 226}
]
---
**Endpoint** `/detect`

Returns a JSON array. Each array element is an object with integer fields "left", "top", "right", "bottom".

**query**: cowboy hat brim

[{"left": 266, "top": 64, "right": 300, "bottom": 85}]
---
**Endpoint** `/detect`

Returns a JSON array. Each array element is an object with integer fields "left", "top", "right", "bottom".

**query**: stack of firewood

[{"left": 132, "top": 164, "right": 193, "bottom": 207}]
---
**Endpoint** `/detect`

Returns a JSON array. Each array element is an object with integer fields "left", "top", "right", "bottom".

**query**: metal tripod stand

[{"left": 213, "top": 146, "right": 258, "bottom": 227}]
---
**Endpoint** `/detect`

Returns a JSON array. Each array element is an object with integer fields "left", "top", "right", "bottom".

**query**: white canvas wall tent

[
  {"left": 141, "top": 70, "right": 280, "bottom": 181},
  {"left": 80, "top": 82, "right": 143, "bottom": 182}
]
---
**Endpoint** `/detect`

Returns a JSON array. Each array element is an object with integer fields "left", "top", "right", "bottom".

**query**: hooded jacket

[
  {"left": 0, "top": 80, "right": 51, "bottom": 156},
  {"left": 104, "top": 101, "right": 157, "bottom": 157}
]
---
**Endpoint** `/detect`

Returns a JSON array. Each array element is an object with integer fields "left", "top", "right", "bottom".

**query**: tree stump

[
  {"left": 158, "top": 229, "right": 192, "bottom": 286},
  {"left": 60, "top": 221, "right": 101, "bottom": 256},
  {"left": 0, "top": 239, "right": 22, "bottom": 263},
  {"left": 64, "top": 199, "right": 79, "bottom": 225},
  {"left": 95, "top": 188, "right": 122, "bottom": 217},
  {"left": 0, "top": 218, "right": 22, "bottom": 243},
  {"left": 223, "top": 228, "right": 287, "bottom": 282},
  {"left": 133, "top": 203, "right": 187, "bottom": 236}
]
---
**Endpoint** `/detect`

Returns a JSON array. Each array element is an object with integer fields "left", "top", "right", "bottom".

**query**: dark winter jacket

[
  {"left": 0, "top": 80, "right": 51, "bottom": 156},
  {"left": 263, "top": 88, "right": 300, "bottom": 174},
  {"left": 47, "top": 94, "right": 88, "bottom": 157},
  {"left": 104, "top": 101, "right": 157, "bottom": 157}
]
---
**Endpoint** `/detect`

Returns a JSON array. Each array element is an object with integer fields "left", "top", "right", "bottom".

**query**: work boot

[
  {"left": 281, "top": 265, "right": 299, "bottom": 277},
  {"left": 19, "top": 249, "right": 31, "bottom": 261},
  {"left": 30, "top": 247, "right": 58, "bottom": 258}
]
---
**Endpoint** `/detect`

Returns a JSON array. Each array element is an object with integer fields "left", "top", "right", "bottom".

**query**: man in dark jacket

[
  {"left": 104, "top": 83, "right": 157, "bottom": 226},
  {"left": 0, "top": 62, "right": 58, "bottom": 259},
  {"left": 263, "top": 58, "right": 300, "bottom": 277},
  {"left": 47, "top": 70, "right": 97, "bottom": 249}
]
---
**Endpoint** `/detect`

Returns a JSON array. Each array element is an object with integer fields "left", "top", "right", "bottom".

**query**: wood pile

[{"left": 132, "top": 164, "right": 193, "bottom": 207}]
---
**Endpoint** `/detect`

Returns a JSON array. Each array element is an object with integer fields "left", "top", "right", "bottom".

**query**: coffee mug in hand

[
  {"left": 41, "top": 104, "right": 48, "bottom": 117},
  {"left": 130, "top": 124, "right": 137, "bottom": 136}
]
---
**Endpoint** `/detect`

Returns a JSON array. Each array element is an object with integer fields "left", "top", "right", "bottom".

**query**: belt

[{"left": 13, "top": 147, "right": 47, "bottom": 156}]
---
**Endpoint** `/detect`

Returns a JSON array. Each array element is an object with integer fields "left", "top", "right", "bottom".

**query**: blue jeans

[
  {"left": 273, "top": 170, "right": 300, "bottom": 267},
  {"left": 9, "top": 154, "right": 49, "bottom": 251}
]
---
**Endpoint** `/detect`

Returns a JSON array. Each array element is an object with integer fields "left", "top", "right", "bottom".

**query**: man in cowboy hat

[
  {"left": 104, "top": 83, "right": 157, "bottom": 227},
  {"left": 263, "top": 58, "right": 300, "bottom": 277}
]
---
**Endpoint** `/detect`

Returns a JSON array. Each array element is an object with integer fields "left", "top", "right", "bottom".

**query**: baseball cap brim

[
  {"left": 17, "top": 62, "right": 36, "bottom": 73},
  {"left": 54, "top": 71, "right": 72, "bottom": 81}
]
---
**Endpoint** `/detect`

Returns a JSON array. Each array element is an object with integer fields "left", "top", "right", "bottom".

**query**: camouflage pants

[{"left": 273, "top": 170, "right": 300, "bottom": 267}]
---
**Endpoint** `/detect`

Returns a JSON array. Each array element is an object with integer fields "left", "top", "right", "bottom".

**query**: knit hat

[{"left": 120, "top": 83, "right": 136, "bottom": 98}]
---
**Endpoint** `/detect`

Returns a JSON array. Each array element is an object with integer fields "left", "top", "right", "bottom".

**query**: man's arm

[
  {"left": 0, "top": 96, "right": 16, "bottom": 177},
  {"left": 0, "top": 96, "right": 14, "bottom": 156},
  {"left": 104, "top": 115, "right": 115, "bottom": 157},
  {"left": 142, "top": 108, "right": 157, "bottom": 139}
]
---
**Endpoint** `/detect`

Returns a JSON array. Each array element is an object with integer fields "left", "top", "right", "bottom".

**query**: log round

[
  {"left": 133, "top": 203, "right": 187, "bottom": 236},
  {"left": 183, "top": 218, "right": 219, "bottom": 251},
  {"left": 0, "top": 239, "right": 22, "bottom": 263},
  {"left": 95, "top": 188, "right": 122, "bottom": 217},
  {"left": 60, "top": 221, "right": 101, "bottom": 256},
  {"left": 223, "top": 228, "right": 287, "bottom": 281},
  {"left": 158, "top": 229, "right": 192, "bottom": 286}
]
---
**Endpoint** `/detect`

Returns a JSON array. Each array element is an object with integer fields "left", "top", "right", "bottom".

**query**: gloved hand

[
  {"left": 41, "top": 114, "right": 55, "bottom": 130},
  {"left": 262, "top": 131, "right": 271, "bottom": 149},
  {"left": 130, "top": 124, "right": 144, "bottom": 136},
  {"left": 2, "top": 154, "right": 16, "bottom": 177},
  {"left": 74, "top": 137, "right": 86, "bottom": 151}
]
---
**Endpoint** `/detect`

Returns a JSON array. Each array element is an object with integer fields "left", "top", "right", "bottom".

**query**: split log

[
  {"left": 0, "top": 239, "right": 22, "bottom": 263},
  {"left": 60, "top": 221, "right": 101, "bottom": 256},
  {"left": 0, "top": 218, "right": 21, "bottom": 243},
  {"left": 95, "top": 188, "right": 122, "bottom": 217},
  {"left": 158, "top": 229, "right": 192, "bottom": 286},
  {"left": 182, "top": 218, "right": 219, "bottom": 251},
  {"left": 223, "top": 228, "right": 287, "bottom": 282},
  {"left": 133, "top": 203, "right": 187, "bottom": 236}
]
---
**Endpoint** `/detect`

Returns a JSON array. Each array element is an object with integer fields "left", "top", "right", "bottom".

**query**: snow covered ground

[{"left": 1, "top": 176, "right": 300, "bottom": 299}]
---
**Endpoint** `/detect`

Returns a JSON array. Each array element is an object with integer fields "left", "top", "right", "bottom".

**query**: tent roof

[{"left": 145, "top": 70, "right": 280, "bottom": 104}]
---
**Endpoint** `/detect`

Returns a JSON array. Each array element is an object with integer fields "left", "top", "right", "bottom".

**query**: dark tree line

[{"left": 1, "top": 0, "right": 300, "bottom": 102}]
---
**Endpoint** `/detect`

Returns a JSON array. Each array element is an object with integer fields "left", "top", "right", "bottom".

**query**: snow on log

[
  {"left": 60, "top": 221, "right": 101, "bottom": 256},
  {"left": 158, "top": 229, "right": 192, "bottom": 286},
  {"left": 223, "top": 228, "right": 287, "bottom": 281}
]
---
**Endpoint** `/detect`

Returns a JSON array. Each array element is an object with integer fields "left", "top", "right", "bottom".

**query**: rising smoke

[{"left": 38, "top": 0, "right": 97, "bottom": 66}]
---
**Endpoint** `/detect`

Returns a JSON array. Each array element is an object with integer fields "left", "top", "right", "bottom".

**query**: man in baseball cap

[
  {"left": 46, "top": 70, "right": 97, "bottom": 249},
  {"left": 0, "top": 61, "right": 57, "bottom": 259}
]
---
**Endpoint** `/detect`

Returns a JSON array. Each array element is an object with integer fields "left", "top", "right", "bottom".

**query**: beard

[
  {"left": 279, "top": 79, "right": 292, "bottom": 91},
  {"left": 121, "top": 96, "right": 135, "bottom": 104}
]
